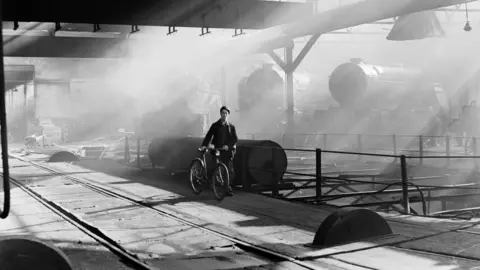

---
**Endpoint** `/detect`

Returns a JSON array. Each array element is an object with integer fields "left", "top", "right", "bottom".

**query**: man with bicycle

[{"left": 200, "top": 106, "right": 238, "bottom": 196}]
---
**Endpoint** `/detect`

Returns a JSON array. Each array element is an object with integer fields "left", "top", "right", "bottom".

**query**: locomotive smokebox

[{"left": 328, "top": 59, "right": 426, "bottom": 109}]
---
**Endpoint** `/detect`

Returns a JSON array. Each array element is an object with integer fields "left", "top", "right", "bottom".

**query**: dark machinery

[
  {"left": 136, "top": 72, "right": 219, "bottom": 141},
  {"left": 148, "top": 137, "right": 287, "bottom": 187},
  {"left": 138, "top": 98, "right": 205, "bottom": 140}
]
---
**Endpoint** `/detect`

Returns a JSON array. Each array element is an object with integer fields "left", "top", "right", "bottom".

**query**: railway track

[
  {"left": 8, "top": 152, "right": 480, "bottom": 269},
  {"left": 7, "top": 154, "right": 325, "bottom": 270}
]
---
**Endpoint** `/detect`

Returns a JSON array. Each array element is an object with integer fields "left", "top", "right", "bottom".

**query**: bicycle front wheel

[
  {"left": 189, "top": 159, "right": 204, "bottom": 195},
  {"left": 211, "top": 163, "right": 229, "bottom": 201}
]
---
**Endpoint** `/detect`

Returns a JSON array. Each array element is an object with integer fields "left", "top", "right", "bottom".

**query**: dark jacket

[{"left": 202, "top": 120, "right": 238, "bottom": 149}]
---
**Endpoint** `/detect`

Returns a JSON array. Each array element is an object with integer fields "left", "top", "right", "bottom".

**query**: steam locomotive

[
  {"left": 138, "top": 58, "right": 451, "bottom": 139},
  {"left": 236, "top": 58, "right": 450, "bottom": 135}
]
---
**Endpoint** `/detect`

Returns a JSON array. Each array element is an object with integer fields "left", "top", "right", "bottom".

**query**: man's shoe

[{"left": 226, "top": 187, "right": 234, "bottom": 196}]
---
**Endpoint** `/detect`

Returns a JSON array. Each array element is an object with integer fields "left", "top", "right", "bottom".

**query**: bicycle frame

[{"left": 198, "top": 148, "right": 222, "bottom": 180}]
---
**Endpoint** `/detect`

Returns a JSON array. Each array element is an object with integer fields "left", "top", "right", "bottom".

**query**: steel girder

[
  {"left": 4, "top": 34, "right": 130, "bottom": 58},
  {"left": 243, "top": 0, "right": 476, "bottom": 54},
  {"left": 2, "top": 0, "right": 313, "bottom": 30}
]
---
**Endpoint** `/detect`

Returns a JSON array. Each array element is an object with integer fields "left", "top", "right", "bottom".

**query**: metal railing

[
  {"left": 119, "top": 132, "right": 480, "bottom": 217},
  {"left": 237, "top": 144, "right": 480, "bottom": 218}
]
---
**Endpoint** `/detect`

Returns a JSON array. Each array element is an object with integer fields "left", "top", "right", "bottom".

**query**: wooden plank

[
  {"left": 312, "top": 258, "right": 372, "bottom": 270},
  {"left": 385, "top": 218, "right": 471, "bottom": 238},
  {"left": 298, "top": 234, "right": 411, "bottom": 260},
  {"left": 229, "top": 259, "right": 370, "bottom": 270},
  {"left": 384, "top": 214, "right": 473, "bottom": 231},
  {"left": 398, "top": 231, "right": 480, "bottom": 261},
  {"left": 229, "top": 261, "right": 310, "bottom": 270},
  {"left": 154, "top": 248, "right": 270, "bottom": 270},
  {"left": 330, "top": 246, "right": 480, "bottom": 270}
]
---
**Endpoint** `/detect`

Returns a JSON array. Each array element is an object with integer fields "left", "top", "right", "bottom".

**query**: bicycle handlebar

[{"left": 198, "top": 147, "right": 227, "bottom": 153}]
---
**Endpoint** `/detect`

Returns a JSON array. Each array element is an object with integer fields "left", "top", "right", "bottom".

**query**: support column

[
  {"left": 266, "top": 34, "right": 321, "bottom": 148},
  {"left": 33, "top": 79, "right": 37, "bottom": 121},
  {"left": 23, "top": 83, "right": 28, "bottom": 138},
  {"left": 284, "top": 45, "right": 295, "bottom": 147},
  {"left": 220, "top": 66, "right": 228, "bottom": 106}
]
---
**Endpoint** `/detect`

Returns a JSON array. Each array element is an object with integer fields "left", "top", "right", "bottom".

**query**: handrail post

[
  {"left": 445, "top": 135, "right": 450, "bottom": 167},
  {"left": 400, "top": 155, "right": 410, "bottom": 214},
  {"left": 124, "top": 135, "right": 130, "bottom": 163},
  {"left": 392, "top": 134, "right": 398, "bottom": 163},
  {"left": 137, "top": 137, "right": 141, "bottom": 168},
  {"left": 241, "top": 146, "right": 251, "bottom": 191},
  {"left": 315, "top": 148, "right": 322, "bottom": 202},
  {"left": 473, "top": 137, "right": 478, "bottom": 170},
  {"left": 418, "top": 135, "right": 424, "bottom": 166},
  {"left": 271, "top": 147, "right": 279, "bottom": 197},
  {"left": 473, "top": 137, "right": 477, "bottom": 155},
  {"left": 357, "top": 134, "right": 362, "bottom": 161},
  {"left": 392, "top": 134, "right": 397, "bottom": 155}
]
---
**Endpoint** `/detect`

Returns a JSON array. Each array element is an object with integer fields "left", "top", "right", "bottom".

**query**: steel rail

[{"left": 9, "top": 154, "right": 326, "bottom": 270}]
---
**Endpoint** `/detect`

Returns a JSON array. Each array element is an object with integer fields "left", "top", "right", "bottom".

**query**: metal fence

[
  {"left": 122, "top": 132, "right": 480, "bottom": 218},
  {"left": 235, "top": 143, "right": 480, "bottom": 218}
]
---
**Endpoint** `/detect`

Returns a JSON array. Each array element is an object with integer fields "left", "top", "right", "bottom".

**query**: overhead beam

[
  {"left": 5, "top": 65, "right": 34, "bottom": 82},
  {"left": 4, "top": 65, "right": 34, "bottom": 91},
  {"left": 2, "top": 0, "right": 313, "bottom": 30},
  {"left": 267, "top": 51, "right": 286, "bottom": 70},
  {"left": 240, "top": 0, "right": 476, "bottom": 54},
  {"left": 266, "top": 34, "right": 320, "bottom": 147},
  {"left": 289, "top": 33, "right": 320, "bottom": 73},
  {"left": 3, "top": 34, "right": 130, "bottom": 58}
]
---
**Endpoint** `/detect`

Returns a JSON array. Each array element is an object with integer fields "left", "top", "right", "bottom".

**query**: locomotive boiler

[
  {"left": 328, "top": 59, "right": 449, "bottom": 112},
  {"left": 234, "top": 58, "right": 451, "bottom": 136},
  {"left": 237, "top": 63, "right": 320, "bottom": 112},
  {"left": 235, "top": 63, "right": 324, "bottom": 135}
]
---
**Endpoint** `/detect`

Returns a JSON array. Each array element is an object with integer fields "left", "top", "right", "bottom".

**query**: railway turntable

[{"left": 6, "top": 148, "right": 480, "bottom": 270}]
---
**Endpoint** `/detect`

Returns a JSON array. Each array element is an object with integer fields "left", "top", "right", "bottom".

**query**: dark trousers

[{"left": 210, "top": 150, "right": 235, "bottom": 187}]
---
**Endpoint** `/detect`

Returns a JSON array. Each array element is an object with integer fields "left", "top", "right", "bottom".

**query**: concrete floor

[{"left": 0, "top": 183, "right": 134, "bottom": 270}]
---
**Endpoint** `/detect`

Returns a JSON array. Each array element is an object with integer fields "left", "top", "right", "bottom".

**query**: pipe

[{"left": 0, "top": 0, "right": 11, "bottom": 219}]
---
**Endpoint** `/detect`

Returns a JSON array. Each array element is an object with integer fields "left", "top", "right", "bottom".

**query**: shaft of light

[{"left": 232, "top": 0, "right": 477, "bottom": 54}]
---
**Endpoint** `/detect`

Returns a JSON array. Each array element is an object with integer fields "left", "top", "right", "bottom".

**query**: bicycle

[{"left": 189, "top": 147, "right": 230, "bottom": 201}]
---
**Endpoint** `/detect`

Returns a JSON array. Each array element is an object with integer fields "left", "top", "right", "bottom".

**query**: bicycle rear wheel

[
  {"left": 211, "top": 163, "right": 229, "bottom": 201},
  {"left": 189, "top": 159, "right": 204, "bottom": 195}
]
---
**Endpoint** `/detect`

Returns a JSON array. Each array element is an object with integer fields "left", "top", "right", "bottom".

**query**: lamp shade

[{"left": 386, "top": 10, "right": 445, "bottom": 41}]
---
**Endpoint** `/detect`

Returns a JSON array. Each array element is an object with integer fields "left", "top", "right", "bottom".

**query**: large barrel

[{"left": 147, "top": 137, "right": 287, "bottom": 186}]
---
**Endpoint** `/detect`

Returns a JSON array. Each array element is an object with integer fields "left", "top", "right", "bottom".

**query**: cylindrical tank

[
  {"left": 328, "top": 59, "right": 428, "bottom": 109},
  {"left": 148, "top": 137, "right": 287, "bottom": 186},
  {"left": 233, "top": 139, "right": 287, "bottom": 186}
]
